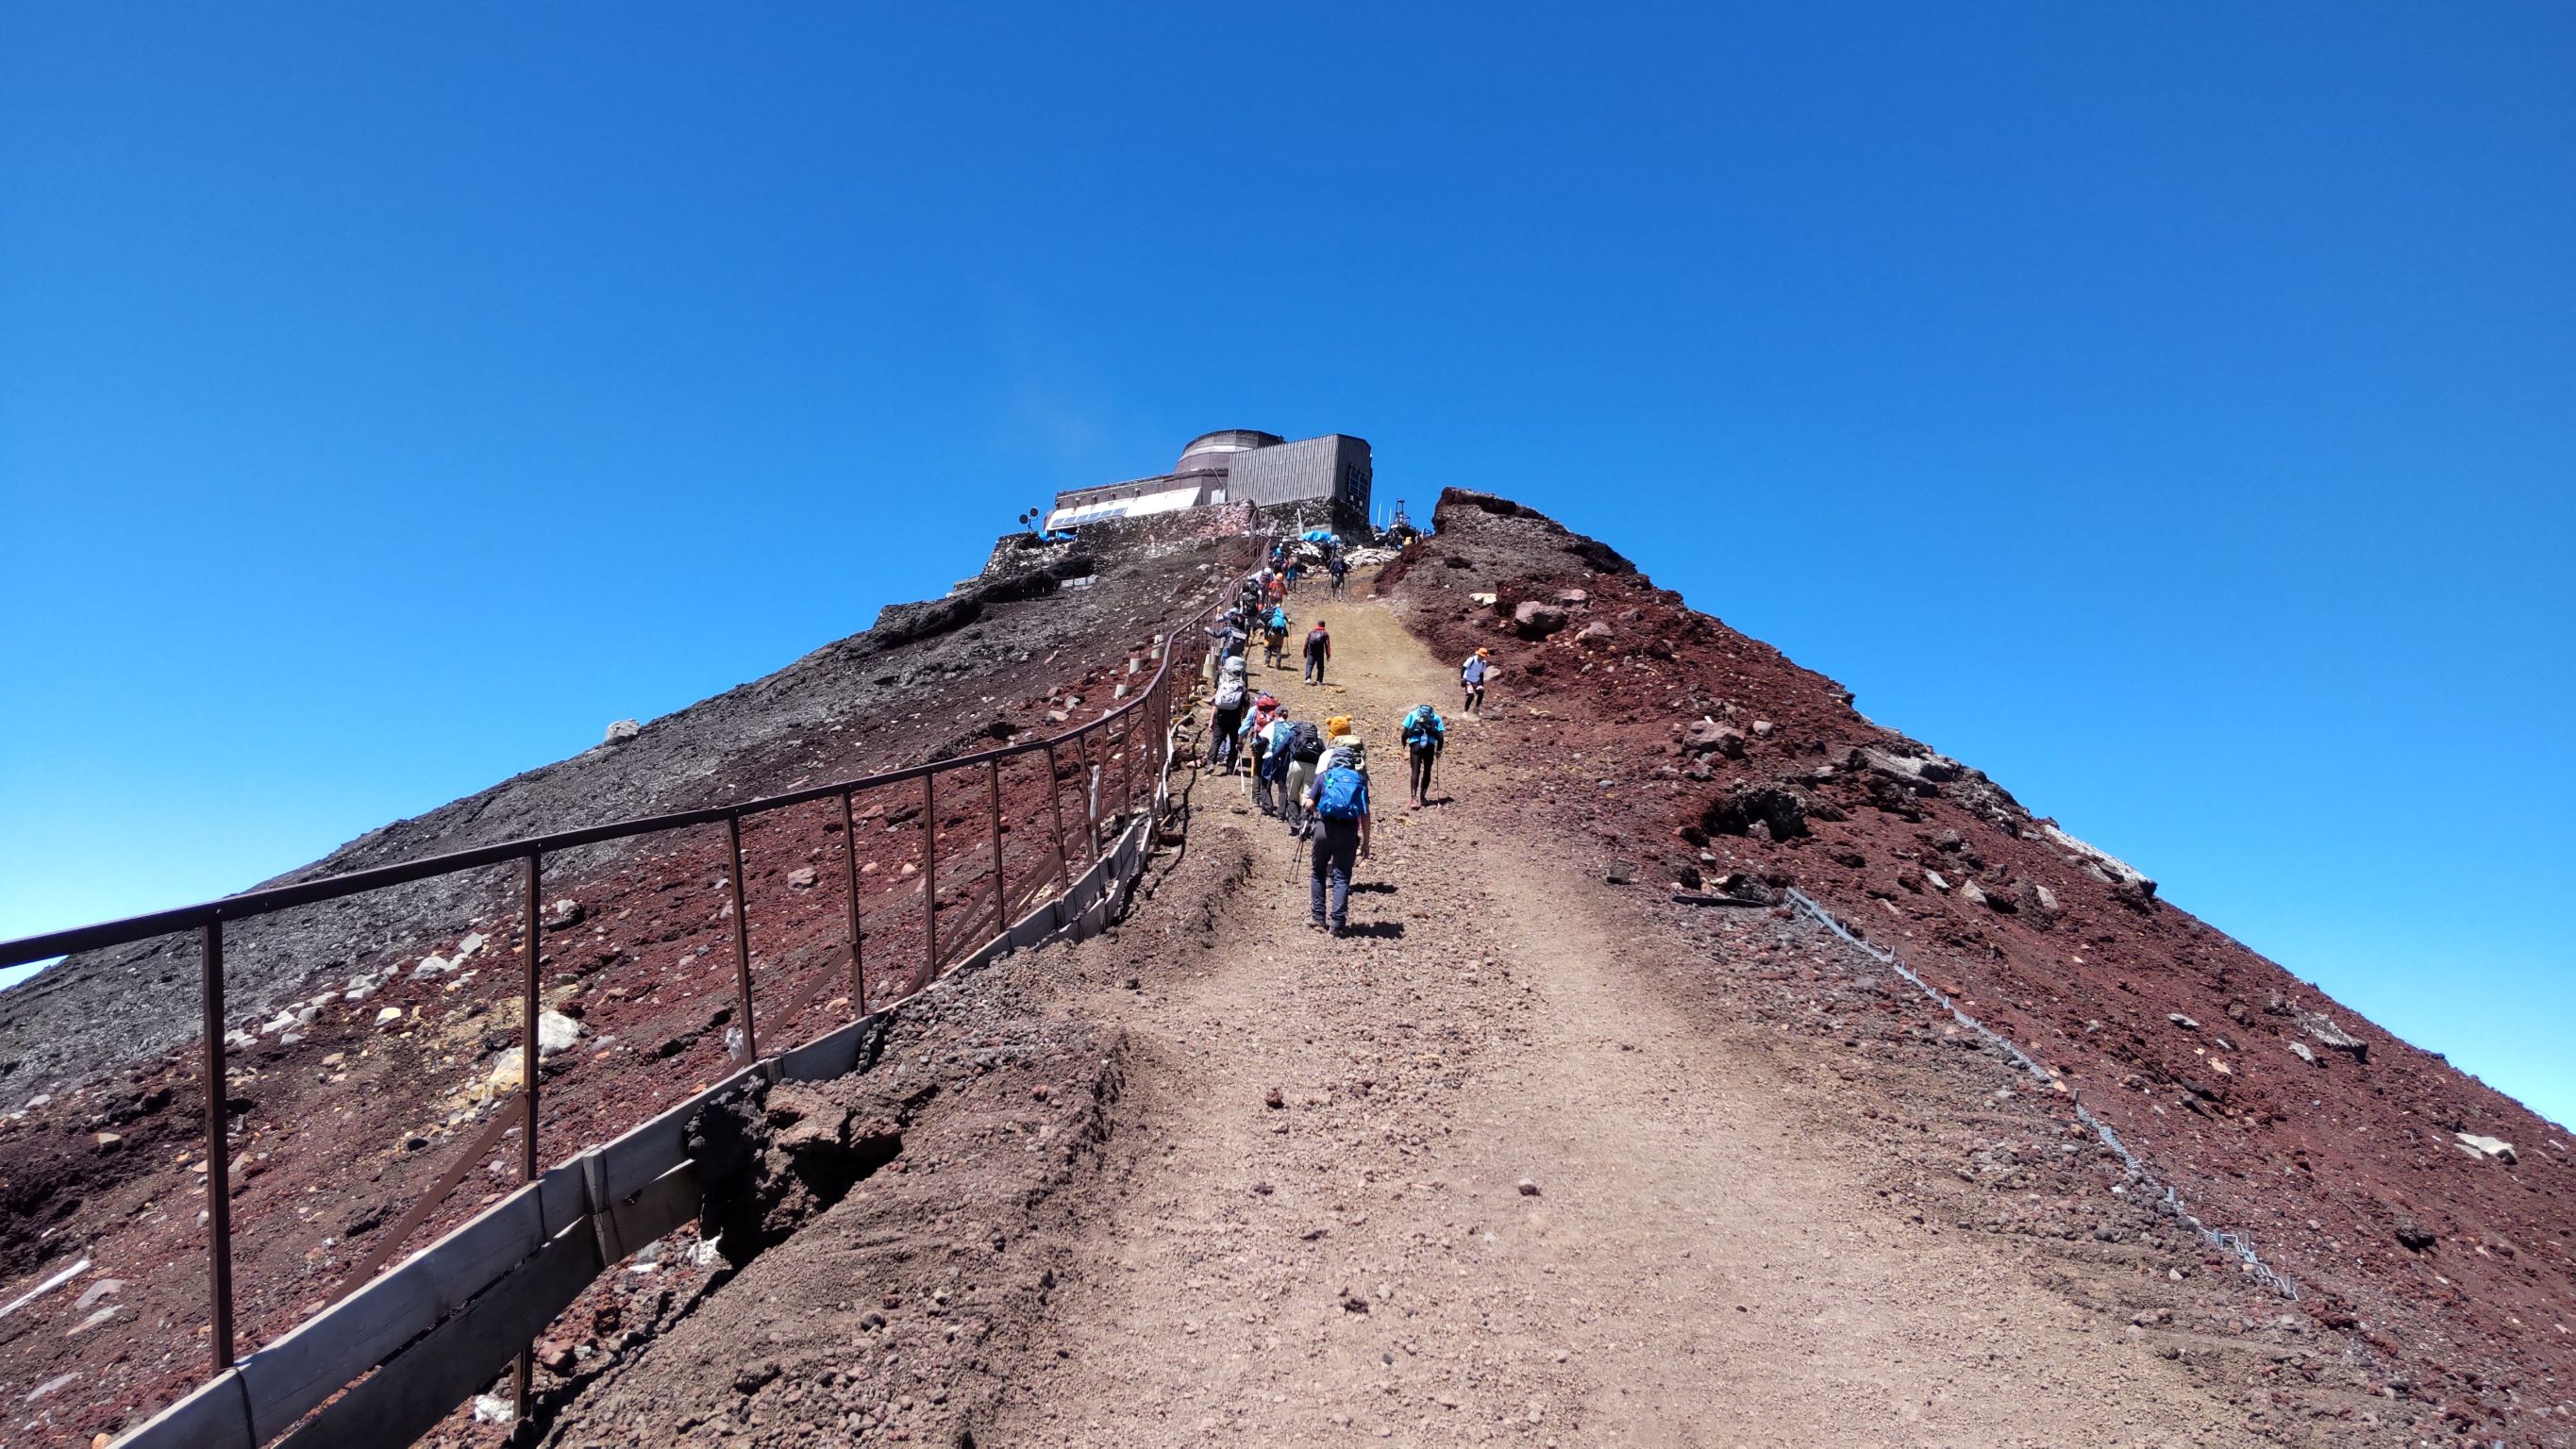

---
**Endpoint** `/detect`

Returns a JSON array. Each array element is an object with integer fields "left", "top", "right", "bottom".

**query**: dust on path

[{"left": 982, "top": 588, "right": 2266, "bottom": 1447}]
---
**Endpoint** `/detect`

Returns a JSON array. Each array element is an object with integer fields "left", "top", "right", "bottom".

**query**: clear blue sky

[{"left": 4, "top": 7, "right": 2568, "bottom": 1123}]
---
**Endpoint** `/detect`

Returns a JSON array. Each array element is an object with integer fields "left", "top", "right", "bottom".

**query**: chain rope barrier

[{"left": 1781, "top": 888, "right": 2299, "bottom": 1301}]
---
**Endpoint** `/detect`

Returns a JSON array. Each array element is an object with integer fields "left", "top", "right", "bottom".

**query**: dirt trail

[{"left": 981, "top": 591, "right": 2264, "bottom": 1446}]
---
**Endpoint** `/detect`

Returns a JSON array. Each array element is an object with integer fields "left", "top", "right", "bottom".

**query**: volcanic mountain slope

[
  {"left": 1377, "top": 488, "right": 2573, "bottom": 1442},
  {"left": 0, "top": 531, "right": 1239, "bottom": 1445}
]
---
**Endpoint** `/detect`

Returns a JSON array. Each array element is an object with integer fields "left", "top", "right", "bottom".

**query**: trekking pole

[{"left": 1284, "top": 817, "right": 1314, "bottom": 885}]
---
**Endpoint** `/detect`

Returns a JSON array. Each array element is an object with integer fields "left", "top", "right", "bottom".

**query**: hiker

[
  {"left": 1399, "top": 702, "right": 1447, "bottom": 808},
  {"left": 1207, "top": 616, "right": 1248, "bottom": 676},
  {"left": 1264, "top": 571, "right": 1287, "bottom": 607},
  {"left": 1303, "top": 722, "right": 1371, "bottom": 935},
  {"left": 1303, "top": 619, "right": 1332, "bottom": 685},
  {"left": 1248, "top": 702, "right": 1292, "bottom": 816},
  {"left": 1208, "top": 658, "right": 1250, "bottom": 772},
  {"left": 1241, "top": 691, "right": 1280, "bottom": 778},
  {"left": 1460, "top": 647, "right": 1492, "bottom": 714},
  {"left": 1328, "top": 553, "right": 1349, "bottom": 594},
  {"left": 1263, "top": 604, "right": 1291, "bottom": 668},
  {"left": 1284, "top": 558, "right": 1303, "bottom": 594},
  {"left": 1278, "top": 716, "right": 1328, "bottom": 830}
]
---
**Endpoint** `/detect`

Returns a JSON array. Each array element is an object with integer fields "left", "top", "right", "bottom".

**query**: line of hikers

[
  {"left": 1209, "top": 602, "right": 1332, "bottom": 686},
  {"left": 1203, "top": 672, "right": 1452, "bottom": 935}
]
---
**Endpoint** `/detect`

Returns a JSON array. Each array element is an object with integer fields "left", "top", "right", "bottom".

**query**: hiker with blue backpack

[
  {"left": 1262, "top": 603, "right": 1291, "bottom": 668},
  {"left": 1301, "top": 718, "right": 1372, "bottom": 935},
  {"left": 1399, "top": 703, "right": 1447, "bottom": 808},
  {"left": 1252, "top": 708, "right": 1296, "bottom": 817}
]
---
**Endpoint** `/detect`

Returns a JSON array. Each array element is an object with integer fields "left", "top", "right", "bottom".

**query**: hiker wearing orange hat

[{"left": 1460, "top": 647, "right": 1493, "bottom": 715}]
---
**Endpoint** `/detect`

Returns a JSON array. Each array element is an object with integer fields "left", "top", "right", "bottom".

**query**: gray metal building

[{"left": 1045, "top": 430, "right": 1372, "bottom": 532}]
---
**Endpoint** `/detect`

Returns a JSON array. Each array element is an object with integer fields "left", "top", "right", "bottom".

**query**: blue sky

[{"left": 3, "top": 6, "right": 2568, "bottom": 1123}]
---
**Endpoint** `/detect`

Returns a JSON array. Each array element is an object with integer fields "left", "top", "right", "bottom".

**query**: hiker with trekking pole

[{"left": 1292, "top": 718, "right": 1371, "bottom": 935}]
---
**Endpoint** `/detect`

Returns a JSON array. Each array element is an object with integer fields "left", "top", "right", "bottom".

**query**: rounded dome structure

[{"left": 1176, "top": 429, "right": 1283, "bottom": 469}]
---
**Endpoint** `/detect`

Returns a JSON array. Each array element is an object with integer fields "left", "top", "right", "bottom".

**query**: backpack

[
  {"left": 1314, "top": 764, "right": 1368, "bottom": 821},
  {"left": 1402, "top": 706, "right": 1445, "bottom": 748},
  {"left": 1213, "top": 675, "right": 1246, "bottom": 709},
  {"left": 1306, "top": 626, "right": 1329, "bottom": 653},
  {"left": 1286, "top": 721, "right": 1325, "bottom": 762}
]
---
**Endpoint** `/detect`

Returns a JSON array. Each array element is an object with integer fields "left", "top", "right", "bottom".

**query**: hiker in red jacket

[{"left": 1302, "top": 620, "right": 1331, "bottom": 686}]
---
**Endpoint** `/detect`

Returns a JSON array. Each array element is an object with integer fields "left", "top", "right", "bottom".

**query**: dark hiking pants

[{"left": 1310, "top": 819, "right": 1360, "bottom": 930}]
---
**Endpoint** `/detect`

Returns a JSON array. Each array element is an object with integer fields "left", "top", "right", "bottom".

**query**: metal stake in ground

[
  {"left": 839, "top": 790, "right": 864, "bottom": 1014},
  {"left": 199, "top": 921, "right": 235, "bottom": 1374},
  {"left": 515, "top": 850, "right": 541, "bottom": 1418},
  {"left": 725, "top": 816, "right": 756, "bottom": 1064}
]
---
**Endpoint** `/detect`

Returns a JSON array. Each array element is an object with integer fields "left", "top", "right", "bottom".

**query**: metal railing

[{"left": 0, "top": 536, "right": 1256, "bottom": 1434}]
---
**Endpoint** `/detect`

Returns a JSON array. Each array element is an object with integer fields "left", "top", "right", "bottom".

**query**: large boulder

[
  {"left": 1694, "top": 784, "right": 1810, "bottom": 841},
  {"left": 1680, "top": 719, "right": 1746, "bottom": 758},
  {"left": 1512, "top": 601, "right": 1569, "bottom": 639}
]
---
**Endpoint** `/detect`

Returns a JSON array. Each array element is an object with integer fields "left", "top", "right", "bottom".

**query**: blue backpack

[
  {"left": 1401, "top": 706, "right": 1445, "bottom": 748},
  {"left": 1315, "top": 764, "right": 1368, "bottom": 821}
]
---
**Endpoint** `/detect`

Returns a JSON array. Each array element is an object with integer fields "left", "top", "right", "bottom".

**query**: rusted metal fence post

[
  {"left": 1085, "top": 738, "right": 1103, "bottom": 858},
  {"left": 985, "top": 758, "right": 1005, "bottom": 935},
  {"left": 921, "top": 773, "right": 938, "bottom": 983},
  {"left": 1042, "top": 741, "right": 1070, "bottom": 891},
  {"left": 199, "top": 921, "right": 235, "bottom": 1374},
  {"left": 515, "top": 851, "right": 541, "bottom": 1417},
  {"left": 1119, "top": 714, "right": 1133, "bottom": 820},
  {"left": 724, "top": 817, "right": 756, "bottom": 1064},
  {"left": 839, "top": 791, "right": 864, "bottom": 1014}
]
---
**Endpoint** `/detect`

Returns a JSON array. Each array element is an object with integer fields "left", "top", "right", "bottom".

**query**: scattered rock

[
  {"left": 1603, "top": 860, "right": 1635, "bottom": 885},
  {"left": 2300, "top": 1012, "right": 2368, "bottom": 1063},
  {"left": 1574, "top": 622, "right": 1614, "bottom": 647},
  {"left": 2455, "top": 1133, "right": 2517, "bottom": 1165},
  {"left": 92, "top": 1132, "right": 121, "bottom": 1152},
  {"left": 544, "top": 898, "right": 585, "bottom": 930},
  {"left": 2287, "top": 1041, "right": 2318, "bottom": 1066},
  {"left": 787, "top": 866, "right": 821, "bottom": 890},
  {"left": 376, "top": 1007, "right": 406, "bottom": 1026},
  {"left": 1921, "top": 869, "right": 1950, "bottom": 893},
  {"left": 2395, "top": 1221, "right": 2437, "bottom": 1253},
  {"left": 2168, "top": 1013, "right": 2200, "bottom": 1031},
  {"left": 1517, "top": 1178, "right": 1541, "bottom": 1196},
  {"left": 602, "top": 720, "right": 642, "bottom": 745},
  {"left": 538, "top": 1010, "right": 583, "bottom": 1057},
  {"left": 1680, "top": 719, "right": 1745, "bottom": 758},
  {"left": 1750, "top": 720, "right": 1773, "bottom": 739}
]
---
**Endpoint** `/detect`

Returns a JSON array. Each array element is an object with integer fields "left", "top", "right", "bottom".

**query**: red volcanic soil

[{"left": 1379, "top": 488, "right": 2572, "bottom": 1443}]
